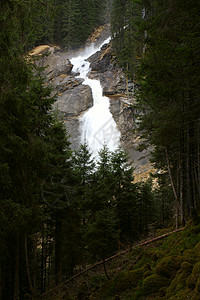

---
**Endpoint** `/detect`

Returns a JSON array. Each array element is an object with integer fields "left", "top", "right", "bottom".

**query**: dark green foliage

[
  {"left": 111, "top": 0, "right": 143, "bottom": 79},
  {"left": 0, "top": 0, "right": 115, "bottom": 293},
  {"left": 72, "top": 143, "right": 96, "bottom": 217},
  {"left": 85, "top": 209, "right": 118, "bottom": 260},
  {"left": 72, "top": 146, "right": 157, "bottom": 266},
  {"left": 153, "top": 175, "right": 174, "bottom": 227},
  {"left": 111, "top": 149, "right": 139, "bottom": 243},
  {"left": 111, "top": 0, "right": 200, "bottom": 224},
  {"left": 136, "top": 179, "right": 156, "bottom": 236},
  {"left": 54, "top": 0, "right": 112, "bottom": 48},
  {"left": 0, "top": 0, "right": 75, "bottom": 297}
]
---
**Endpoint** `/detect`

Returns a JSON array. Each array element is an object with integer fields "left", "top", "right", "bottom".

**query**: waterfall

[{"left": 71, "top": 38, "right": 120, "bottom": 157}]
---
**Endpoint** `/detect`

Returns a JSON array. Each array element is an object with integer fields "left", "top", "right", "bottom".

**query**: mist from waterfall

[{"left": 71, "top": 38, "right": 120, "bottom": 158}]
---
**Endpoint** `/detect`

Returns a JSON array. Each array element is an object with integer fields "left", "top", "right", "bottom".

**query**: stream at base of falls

[{"left": 70, "top": 38, "right": 120, "bottom": 158}]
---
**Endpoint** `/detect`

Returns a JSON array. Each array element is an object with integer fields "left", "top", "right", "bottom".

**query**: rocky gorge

[{"left": 30, "top": 25, "right": 151, "bottom": 176}]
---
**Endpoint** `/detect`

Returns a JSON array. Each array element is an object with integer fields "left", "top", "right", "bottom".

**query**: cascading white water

[{"left": 71, "top": 38, "right": 120, "bottom": 157}]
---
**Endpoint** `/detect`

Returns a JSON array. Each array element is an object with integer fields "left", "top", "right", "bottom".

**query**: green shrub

[{"left": 142, "top": 274, "right": 170, "bottom": 295}]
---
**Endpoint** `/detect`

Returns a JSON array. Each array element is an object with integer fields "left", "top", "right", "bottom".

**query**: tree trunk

[
  {"left": 14, "top": 234, "right": 20, "bottom": 300},
  {"left": 162, "top": 197, "right": 165, "bottom": 226},
  {"left": 33, "top": 234, "right": 37, "bottom": 293},
  {"left": 55, "top": 212, "right": 62, "bottom": 285},
  {"left": 41, "top": 235, "right": 44, "bottom": 294},
  {"left": 70, "top": 252, "right": 74, "bottom": 277},
  {"left": 103, "top": 260, "right": 109, "bottom": 280},
  {"left": 43, "top": 238, "right": 48, "bottom": 293},
  {"left": 197, "top": 118, "right": 200, "bottom": 210},
  {"left": 25, "top": 235, "right": 34, "bottom": 295},
  {"left": 165, "top": 147, "right": 179, "bottom": 228},
  {"left": 186, "top": 127, "right": 196, "bottom": 217},
  {"left": 179, "top": 158, "right": 184, "bottom": 225},
  {"left": 0, "top": 265, "right": 2, "bottom": 300},
  {"left": 47, "top": 241, "right": 52, "bottom": 291},
  {"left": 139, "top": 198, "right": 142, "bottom": 235},
  {"left": 176, "top": 165, "right": 180, "bottom": 228},
  {"left": 126, "top": 63, "right": 129, "bottom": 99}
]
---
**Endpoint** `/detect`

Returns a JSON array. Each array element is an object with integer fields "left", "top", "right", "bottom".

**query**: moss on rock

[
  {"left": 155, "top": 256, "right": 181, "bottom": 279},
  {"left": 142, "top": 274, "right": 170, "bottom": 295},
  {"left": 101, "top": 267, "right": 145, "bottom": 297},
  {"left": 194, "top": 277, "right": 200, "bottom": 295},
  {"left": 168, "top": 288, "right": 193, "bottom": 300},
  {"left": 166, "top": 262, "right": 192, "bottom": 298},
  {"left": 183, "top": 249, "right": 198, "bottom": 264},
  {"left": 186, "top": 262, "right": 200, "bottom": 290},
  {"left": 194, "top": 241, "right": 200, "bottom": 255}
]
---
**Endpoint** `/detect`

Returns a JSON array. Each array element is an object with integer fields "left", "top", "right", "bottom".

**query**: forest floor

[{"left": 39, "top": 221, "right": 200, "bottom": 300}]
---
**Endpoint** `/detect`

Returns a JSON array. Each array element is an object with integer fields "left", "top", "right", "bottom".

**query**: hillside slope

[{"left": 40, "top": 221, "right": 200, "bottom": 299}]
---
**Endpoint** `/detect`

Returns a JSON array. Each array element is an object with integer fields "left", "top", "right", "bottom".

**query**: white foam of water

[{"left": 70, "top": 38, "right": 120, "bottom": 157}]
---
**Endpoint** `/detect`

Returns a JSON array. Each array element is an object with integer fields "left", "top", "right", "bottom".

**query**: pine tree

[
  {"left": 111, "top": 148, "right": 139, "bottom": 246},
  {"left": 0, "top": 0, "right": 76, "bottom": 296},
  {"left": 135, "top": 0, "right": 200, "bottom": 222},
  {"left": 73, "top": 144, "right": 95, "bottom": 226},
  {"left": 111, "top": 0, "right": 200, "bottom": 224},
  {"left": 111, "top": 0, "right": 143, "bottom": 79}
]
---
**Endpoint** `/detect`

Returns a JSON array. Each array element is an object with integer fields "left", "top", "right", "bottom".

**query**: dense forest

[
  {"left": 112, "top": 0, "right": 200, "bottom": 224},
  {"left": 0, "top": 0, "right": 200, "bottom": 299}
]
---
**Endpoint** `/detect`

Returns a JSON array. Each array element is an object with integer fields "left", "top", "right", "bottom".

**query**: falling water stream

[{"left": 70, "top": 38, "right": 120, "bottom": 158}]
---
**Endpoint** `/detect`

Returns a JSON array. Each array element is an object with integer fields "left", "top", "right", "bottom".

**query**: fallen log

[{"left": 41, "top": 227, "right": 184, "bottom": 297}]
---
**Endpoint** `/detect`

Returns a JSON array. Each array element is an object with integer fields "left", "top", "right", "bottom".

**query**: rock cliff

[
  {"left": 32, "top": 45, "right": 93, "bottom": 150},
  {"left": 87, "top": 42, "right": 150, "bottom": 171},
  {"left": 31, "top": 26, "right": 151, "bottom": 174}
]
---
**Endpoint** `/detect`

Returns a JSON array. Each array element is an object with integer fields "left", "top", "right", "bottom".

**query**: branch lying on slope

[{"left": 41, "top": 227, "right": 184, "bottom": 297}]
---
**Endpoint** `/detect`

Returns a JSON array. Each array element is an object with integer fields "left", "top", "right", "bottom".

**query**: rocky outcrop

[
  {"left": 30, "top": 26, "right": 151, "bottom": 175},
  {"left": 88, "top": 42, "right": 134, "bottom": 96},
  {"left": 108, "top": 95, "right": 150, "bottom": 168},
  {"left": 36, "top": 49, "right": 73, "bottom": 80},
  {"left": 51, "top": 76, "right": 92, "bottom": 117},
  {"left": 32, "top": 45, "right": 93, "bottom": 150},
  {"left": 86, "top": 24, "right": 111, "bottom": 45}
]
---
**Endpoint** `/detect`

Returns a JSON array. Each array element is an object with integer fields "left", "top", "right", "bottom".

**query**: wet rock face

[
  {"left": 88, "top": 43, "right": 133, "bottom": 96},
  {"left": 35, "top": 47, "right": 93, "bottom": 150},
  {"left": 55, "top": 80, "right": 93, "bottom": 117},
  {"left": 88, "top": 44, "right": 113, "bottom": 73},
  {"left": 51, "top": 73, "right": 93, "bottom": 150},
  {"left": 109, "top": 97, "right": 150, "bottom": 168},
  {"left": 35, "top": 46, "right": 73, "bottom": 79},
  {"left": 88, "top": 43, "right": 150, "bottom": 169}
]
